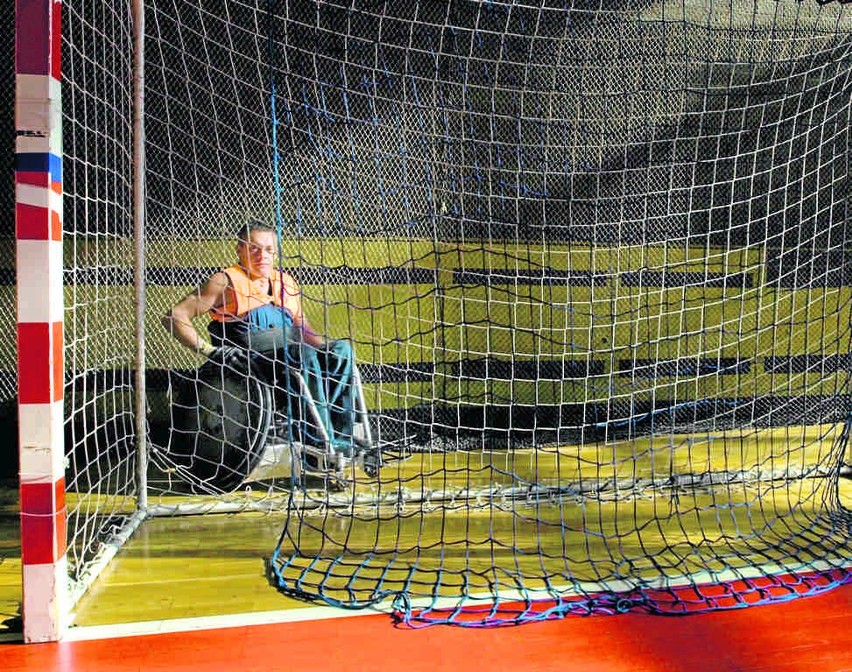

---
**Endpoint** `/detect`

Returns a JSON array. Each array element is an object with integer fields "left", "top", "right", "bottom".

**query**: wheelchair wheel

[{"left": 167, "top": 362, "right": 273, "bottom": 493}]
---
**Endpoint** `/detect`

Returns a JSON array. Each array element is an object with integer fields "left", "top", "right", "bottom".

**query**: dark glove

[
  {"left": 318, "top": 339, "right": 353, "bottom": 364},
  {"left": 208, "top": 346, "right": 252, "bottom": 374}
]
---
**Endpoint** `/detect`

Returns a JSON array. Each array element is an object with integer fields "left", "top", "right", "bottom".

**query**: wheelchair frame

[{"left": 165, "top": 344, "right": 378, "bottom": 493}]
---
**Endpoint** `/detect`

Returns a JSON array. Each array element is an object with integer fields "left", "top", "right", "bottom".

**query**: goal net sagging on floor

[{"left": 59, "top": 1, "right": 851, "bottom": 624}]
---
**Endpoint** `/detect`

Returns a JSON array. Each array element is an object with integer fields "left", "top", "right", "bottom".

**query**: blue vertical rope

[{"left": 265, "top": 0, "right": 300, "bottom": 501}]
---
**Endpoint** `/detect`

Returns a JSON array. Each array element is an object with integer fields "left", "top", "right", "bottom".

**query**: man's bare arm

[{"left": 162, "top": 272, "right": 229, "bottom": 356}]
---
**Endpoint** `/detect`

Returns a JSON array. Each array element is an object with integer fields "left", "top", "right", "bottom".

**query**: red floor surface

[{"left": 2, "top": 584, "right": 850, "bottom": 672}]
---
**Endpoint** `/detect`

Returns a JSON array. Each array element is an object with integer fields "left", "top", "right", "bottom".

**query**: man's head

[{"left": 236, "top": 219, "right": 277, "bottom": 279}]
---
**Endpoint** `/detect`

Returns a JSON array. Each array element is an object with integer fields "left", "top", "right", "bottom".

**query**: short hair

[{"left": 235, "top": 219, "right": 276, "bottom": 241}]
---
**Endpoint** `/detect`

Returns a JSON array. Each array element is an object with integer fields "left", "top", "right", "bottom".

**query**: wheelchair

[{"left": 165, "top": 326, "right": 379, "bottom": 494}]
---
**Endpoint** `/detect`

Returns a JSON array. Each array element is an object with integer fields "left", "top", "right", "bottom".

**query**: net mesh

[
  {"left": 0, "top": 0, "right": 17, "bottom": 414},
  {"left": 58, "top": 0, "right": 852, "bottom": 624},
  {"left": 62, "top": 2, "right": 138, "bottom": 596}
]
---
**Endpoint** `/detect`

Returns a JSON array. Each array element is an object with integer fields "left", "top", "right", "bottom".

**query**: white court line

[{"left": 63, "top": 603, "right": 388, "bottom": 642}]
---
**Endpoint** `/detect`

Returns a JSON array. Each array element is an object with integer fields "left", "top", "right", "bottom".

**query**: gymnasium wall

[
  {"left": 40, "top": 236, "right": 852, "bottom": 449},
  {"left": 3, "top": 3, "right": 850, "bottom": 477}
]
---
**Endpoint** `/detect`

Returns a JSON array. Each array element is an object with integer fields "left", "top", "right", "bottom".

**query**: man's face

[{"left": 237, "top": 230, "right": 276, "bottom": 279}]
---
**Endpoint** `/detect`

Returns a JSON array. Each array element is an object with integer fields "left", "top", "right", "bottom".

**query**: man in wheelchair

[{"left": 162, "top": 219, "right": 376, "bottom": 491}]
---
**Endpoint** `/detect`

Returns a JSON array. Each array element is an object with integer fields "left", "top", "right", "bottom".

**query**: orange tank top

[{"left": 209, "top": 265, "right": 303, "bottom": 323}]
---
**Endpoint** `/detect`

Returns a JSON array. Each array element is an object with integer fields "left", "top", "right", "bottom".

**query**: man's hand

[{"left": 208, "top": 346, "right": 252, "bottom": 374}]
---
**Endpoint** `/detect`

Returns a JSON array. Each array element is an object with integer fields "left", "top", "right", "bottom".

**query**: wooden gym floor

[{"left": 1, "top": 426, "right": 850, "bottom": 670}]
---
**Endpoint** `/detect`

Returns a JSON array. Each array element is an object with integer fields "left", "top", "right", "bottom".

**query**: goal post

[
  {"left": 14, "top": 0, "right": 852, "bottom": 639},
  {"left": 15, "top": 0, "right": 67, "bottom": 643},
  {"left": 14, "top": 0, "right": 150, "bottom": 642}
]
